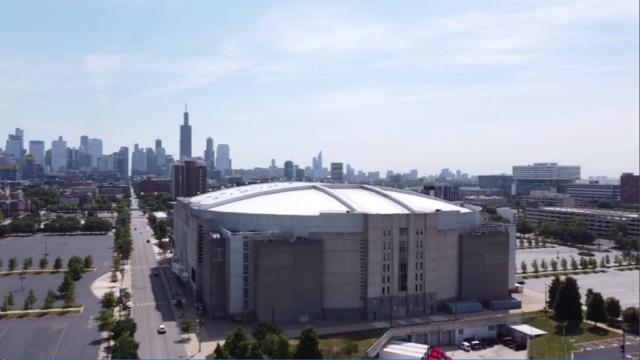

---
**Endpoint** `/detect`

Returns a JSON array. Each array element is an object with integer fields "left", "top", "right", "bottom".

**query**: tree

[
  {"left": 590, "top": 258, "right": 598, "bottom": 270},
  {"left": 58, "top": 273, "right": 74, "bottom": 294},
  {"left": 180, "top": 318, "right": 196, "bottom": 335},
  {"left": 112, "top": 318, "right": 138, "bottom": 340},
  {"left": 224, "top": 327, "right": 249, "bottom": 358},
  {"left": 294, "top": 325, "right": 323, "bottom": 360},
  {"left": 39, "top": 257, "right": 49, "bottom": 270},
  {"left": 248, "top": 342, "right": 265, "bottom": 360},
  {"left": 551, "top": 259, "right": 558, "bottom": 272},
  {"left": 526, "top": 237, "right": 533, "bottom": 247},
  {"left": 586, "top": 292, "right": 608, "bottom": 327},
  {"left": 252, "top": 320, "right": 282, "bottom": 343},
  {"left": 1, "top": 294, "right": 10, "bottom": 312},
  {"left": 64, "top": 281, "right": 76, "bottom": 307},
  {"left": 111, "top": 331, "right": 140, "bottom": 360},
  {"left": 7, "top": 292, "right": 14, "bottom": 308},
  {"left": 518, "top": 238, "right": 524, "bottom": 247},
  {"left": 43, "top": 289, "right": 57, "bottom": 309},
  {"left": 622, "top": 307, "right": 639, "bottom": 331},
  {"left": 8, "top": 257, "right": 18, "bottom": 271},
  {"left": 541, "top": 259, "right": 548, "bottom": 272},
  {"left": 579, "top": 257, "right": 588, "bottom": 270},
  {"left": 605, "top": 254, "right": 611, "bottom": 266},
  {"left": 586, "top": 288, "right": 595, "bottom": 305},
  {"left": 98, "top": 310, "right": 115, "bottom": 333},
  {"left": 213, "top": 342, "right": 230, "bottom": 359},
  {"left": 23, "top": 289, "right": 37, "bottom": 310},
  {"left": 614, "top": 255, "right": 622, "bottom": 267},
  {"left": 570, "top": 257, "right": 579, "bottom": 271},
  {"left": 605, "top": 297, "right": 622, "bottom": 324},
  {"left": 561, "top": 257, "right": 568, "bottom": 271},
  {"left": 84, "top": 255, "right": 94, "bottom": 269},
  {"left": 101, "top": 290, "right": 118, "bottom": 310},
  {"left": 235, "top": 341, "right": 252, "bottom": 359},
  {"left": 554, "top": 276, "right": 583, "bottom": 324},
  {"left": 517, "top": 216, "right": 535, "bottom": 234},
  {"left": 53, "top": 256, "right": 63, "bottom": 271},
  {"left": 344, "top": 339, "right": 359, "bottom": 359},
  {"left": 534, "top": 236, "right": 540, "bottom": 247},
  {"left": 547, "top": 275, "right": 563, "bottom": 311},
  {"left": 0, "top": 257, "right": 3, "bottom": 271},
  {"left": 520, "top": 261, "right": 527, "bottom": 274},
  {"left": 532, "top": 259, "right": 539, "bottom": 274},
  {"left": 110, "top": 269, "right": 119, "bottom": 283},
  {"left": 599, "top": 257, "right": 606, "bottom": 269},
  {"left": 123, "top": 289, "right": 132, "bottom": 308}
]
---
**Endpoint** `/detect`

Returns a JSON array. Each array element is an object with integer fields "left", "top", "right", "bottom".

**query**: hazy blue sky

[{"left": 1, "top": 0, "right": 638, "bottom": 177}]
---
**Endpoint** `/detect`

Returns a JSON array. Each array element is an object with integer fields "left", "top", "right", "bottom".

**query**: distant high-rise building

[
  {"left": 28, "top": 140, "right": 45, "bottom": 165},
  {"left": 512, "top": 163, "right": 580, "bottom": 196},
  {"left": 88, "top": 138, "right": 103, "bottom": 168},
  {"left": 67, "top": 148, "right": 79, "bottom": 170},
  {"left": 204, "top": 137, "right": 215, "bottom": 170},
  {"left": 80, "top": 135, "right": 89, "bottom": 152},
  {"left": 155, "top": 139, "right": 162, "bottom": 150},
  {"left": 146, "top": 148, "right": 158, "bottom": 174},
  {"left": 410, "top": 169, "right": 419, "bottom": 180},
  {"left": 4, "top": 129, "right": 23, "bottom": 168},
  {"left": 215, "top": 144, "right": 232, "bottom": 176},
  {"left": 44, "top": 149, "right": 52, "bottom": 170},
  {"left": 118, "top": 147, "right": 129, "bottom": 176},
  {"left": 331, "top": 162, "right": 344, "bottom": 181},
  {"left": 23, "top": 155, "right": 43, "bottom": 180},
  {"left": 132, "top": 145, "right": 147, "bottom": 175},
  {"left": 51, "top": 136, "right": 67, "bottom": 172},
  {"left": 456, "top": 170, "right": 462, "bottom": 179},
  {"left": 172, "top": 159, "right": 208, "bottom": 199},
  {"left": 620, "top": 173, "right": 639, "bottom": 204},
  {"left": 284, "top": 161, "right": 294, "bottom": 180},
  {"left": 180, "top": 103, "right": 192, "bottom": 159}
]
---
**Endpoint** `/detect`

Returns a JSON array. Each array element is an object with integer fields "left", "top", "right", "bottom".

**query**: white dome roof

[{"left": 187, "top": 182, "right": 472, "bottom": 216}]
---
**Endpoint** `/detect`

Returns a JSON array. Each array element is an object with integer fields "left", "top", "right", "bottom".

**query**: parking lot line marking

[
  {"left": 50, "top": 322, "right": 68, "bottom": 359},
  {"left": 0, "top": 327, "right": 7, "bottom": 338}
]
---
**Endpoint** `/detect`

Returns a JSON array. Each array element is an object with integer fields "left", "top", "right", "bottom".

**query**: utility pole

[{"left": 45, "top": 241, "right": 48, "bottom": 257}]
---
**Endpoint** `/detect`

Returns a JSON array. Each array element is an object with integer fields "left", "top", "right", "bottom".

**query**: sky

[{"left": 1, "top": 0, "right": 638, "bottom": 177}]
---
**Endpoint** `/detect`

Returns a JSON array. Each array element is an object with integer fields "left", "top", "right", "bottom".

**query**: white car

[
  {"left": 157, "top": 324, "right": 166, "bottom": 334},
  {"left": 459, "top": 342, "right": 471, "bottom": 352}
]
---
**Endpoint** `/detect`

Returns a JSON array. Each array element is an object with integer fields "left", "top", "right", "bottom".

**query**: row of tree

[
  {"left": 546, "top": 275, "right": 640, "bottom": 331},
  {"left": 485, "top": 206, "right": 511, "bottom": 224},
  {"left": 211, "top": 321, "right": 326, "bottom": 359},
  {"left": 43, "top": 215, "right": 113, "bottom": 234},
  {"left": 518, "top": 235, "right": 553, "bottom": 248},
  {"left": 520, "top": 254, "right": 637, "bottom": 274},
  {"left": 0, "top": 254, "right": 93, "bottom": 276},
  {"left": 137, "top": 192, "right": 172, "bottom": 212},
  {"left": 1, "top": 285, "right": 76, "bottom": 312}
]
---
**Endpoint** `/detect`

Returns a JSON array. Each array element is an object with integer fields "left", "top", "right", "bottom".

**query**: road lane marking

[
  {"left": 0, "top": 327, "right": 7, "bottom": 338},
  {"left": 132, "top": 301, "right": 169, "bottom": 306},
  {"left": 50, "top": 322, "right": 68, "bottom": 359}
]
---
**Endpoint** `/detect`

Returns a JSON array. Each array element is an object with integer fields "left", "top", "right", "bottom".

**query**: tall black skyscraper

[{"left": 180, "top": 103, "right": 192, "bottom": 159}]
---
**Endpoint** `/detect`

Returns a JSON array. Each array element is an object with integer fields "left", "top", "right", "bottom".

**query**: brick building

[{"left": 620, "top": 173, "right": 639, "bottom": 204}]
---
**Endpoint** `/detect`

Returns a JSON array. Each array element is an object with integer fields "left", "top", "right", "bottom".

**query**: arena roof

[{"left": 186, "top": 182, "right": 472, "bottom": 216}]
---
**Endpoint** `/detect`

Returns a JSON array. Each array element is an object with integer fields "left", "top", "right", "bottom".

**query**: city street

[{"left": 130, "top": 195, "right": 188, "bottom": 359}]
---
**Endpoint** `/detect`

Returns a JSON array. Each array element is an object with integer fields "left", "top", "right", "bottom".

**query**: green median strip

[
  {"left": 0, "top": 305, "right": 83, "bottom": 320},
  {"left": 0, "top": 268, "right": 96, "bottom": 276}
]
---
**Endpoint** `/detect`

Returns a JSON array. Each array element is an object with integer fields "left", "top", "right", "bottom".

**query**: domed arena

[{"left": 172, "top": 182, "right": 516, "bottom": 326}]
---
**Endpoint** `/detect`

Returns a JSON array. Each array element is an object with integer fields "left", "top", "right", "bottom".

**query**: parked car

[{"left": 459, "top": 342, "right": 471, "bottom": 352}]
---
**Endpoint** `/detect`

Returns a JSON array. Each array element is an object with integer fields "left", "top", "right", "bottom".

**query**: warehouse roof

[{"left": 186, "top": 182, "right": 472, "bottom": 216}]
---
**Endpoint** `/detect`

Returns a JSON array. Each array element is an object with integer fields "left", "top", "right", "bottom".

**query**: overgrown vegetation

[{"left": 137, "top": 192, "right": 172, "bottom": 211}]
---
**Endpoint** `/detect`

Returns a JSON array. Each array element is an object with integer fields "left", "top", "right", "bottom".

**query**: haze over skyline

[{"left": 1, "top": 0, "right": 638, "bottom": 177}]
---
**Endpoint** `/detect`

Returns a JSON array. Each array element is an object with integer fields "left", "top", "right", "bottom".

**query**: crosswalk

[
  {"left": 131, "top": 265, "right": 151, "bottom": 269},
  {"left": 132, "top": 301, "right": 169, "bottom": 307}
]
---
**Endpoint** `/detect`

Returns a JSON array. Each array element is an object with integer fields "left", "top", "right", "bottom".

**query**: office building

[
  {"left": 216, "top": 144, "right": 232, "bottom": 176},
  {"left": 0, "top": 164, "right": 19, "bottom": 181},
  {"left": 523, "top": 191, "right": 579, "bottom": 208},
  {"left": 88, "top": 138, "right": 103, "bottom": 168},
  {"left": 478, "top": 175, "right": 513, "bottom": 197},
  {"left": 559, "top": 182, "right": 620, "bottom": 201},
  {"left": 66, "top": 148, "right": 79, "bottom": 170},
  {"left": 51, "top": 136, "right": 67, "bottom": 172},
  {"left": 171, "top": 159, "right": 208, "bottom": 199},
  {"left": 180, "top": 104, "right": 192, "bottom": 159},
  {"left": 172, "top": 182, "right": 516, "bottom": 325},
  {"left": 524, "top": 206, "right": 639, "bottom": 240},
  {"left": 28, "top": 140, "right": 45, "bottom": 165},
  {"left": 284, "top": 161, "right": 294, "bottom": 180},
  {"left": 23, "top": 155, "right": 44, "bottom": 180},
  {"left": 204, "top": 137, "right": 215, "bottom": 170},
  {"left": 296, "top": 168, "right": 305, "bottom": 181},
  {"left": 620, "top": 173, "right": 639, "bottom": 204},
  {"left": 146, "top": 148, "right": 158, "bottom": 175},
  {"left": 4, "top": 131, "right": 23, "bottom": 167},
  {"left": 132, "top": 145, "right": 147, "bottom": 175},
  {"left": 330, "top": 162, "right": 344, "bottom": 181},
  {"left": 80, "top": 135, "right": 89, "bottom": 152},
  {"left": 422, "top": 184, "right": 461, "bottom": 201},
  {"left": 116, "top": 147, "right": 129, "bottom": 176},
  {"left": 512, "top": 163, "right": 580, "bottom": 196}
]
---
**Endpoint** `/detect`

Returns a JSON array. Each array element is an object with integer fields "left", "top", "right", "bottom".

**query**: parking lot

[
  {"left": 0, "top": 234, "right": 113, "bottom": 359},
  {"left": 524, "top": 268, "right": 640, "bottom": 309}
]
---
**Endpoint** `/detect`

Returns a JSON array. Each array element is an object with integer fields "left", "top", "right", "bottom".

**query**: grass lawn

[
  {"left": 528, "top": 311, "right": 620, "bottom": 359},
  {"left": 289, "top": 328, "right": 385, "bottom": 359}
]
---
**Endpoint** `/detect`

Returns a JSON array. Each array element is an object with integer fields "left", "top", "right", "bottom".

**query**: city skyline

[{"left": 1, "top": 0, "right": 638, "bottom": 176}]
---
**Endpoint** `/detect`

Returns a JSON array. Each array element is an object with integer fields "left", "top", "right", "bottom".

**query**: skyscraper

[
  {"left": 180, "top": 103, "right": 192, "bottom": 159},
  {"left": 88, "top": 138, "right": 103, "bottom": 168},
  {"left": 284, "top": 160, "right": 294, "bottom": 180},
  {"left": 80, "top": 135, "right": 89, "bottom": 152},
  {"left": 51, "top": 136, "right": 67, "bottom": 172},
  {"left": 4, "top": 129, "right": 23, "bottom": 167},
  {"left": 171, "top": 159, "right": 208, "bottom": 199},
  {"left": 29, "top": 140, "right": 45, "bottom": 165},
  {"left": 155, "top": 139, "right": 162, "bottom": 150},
  {"left": 215, "top": 144, "right": 231, "bottom": 176},
  {"left": 204, "top": 137, "right": 215, "bottom": 170},
  {"left": 132, "top": 145, "right": 147, "bottom": 175}
]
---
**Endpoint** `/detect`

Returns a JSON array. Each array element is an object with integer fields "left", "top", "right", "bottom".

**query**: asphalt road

[
  {"left": 0, "top": 233, "right": 113, "bottom": 359},
  {"left": 130, "top": 195, "right": 188, "bottom": 359}
]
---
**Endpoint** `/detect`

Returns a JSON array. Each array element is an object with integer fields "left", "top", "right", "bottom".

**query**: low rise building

[
  {"left": 463, "top": 196, "right": 508, "bottom": 207},
  {"left": 559, "top": 182, "right": 620, "bottom": 201},
  {"left": 523, "top": 191, "right": 579, "bottom": 208},
  {"left": 621, "top": 173, "right": 639, "bottom": 204},
  {"left": 524, "top": 206, "right": 639, "bottom": 239},
  {"left": 140, "top": 177, "right": 172, "bottom": 194}
]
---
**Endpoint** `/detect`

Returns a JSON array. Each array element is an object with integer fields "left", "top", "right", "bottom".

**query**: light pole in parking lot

[{"left": 44, "top": 241, "right": 48, "bottom": 257}]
